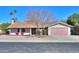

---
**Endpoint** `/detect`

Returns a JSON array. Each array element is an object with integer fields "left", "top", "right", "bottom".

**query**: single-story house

[{"left": 8, "top": 20, "right": 72, "bottom": 36}]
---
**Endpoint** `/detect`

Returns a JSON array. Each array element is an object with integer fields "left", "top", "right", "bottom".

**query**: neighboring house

[
  {"left": 8, "top": 20, "right": 72, "bottom": 36},
  {"left": 0, "top": 25, "right": 3, "bottom": 34},
  {"left": 0, "top": 29, "right": 2, "bottom": 33},
  {"left": 0, "top": 30, "right": 5, "bottom": 34},
  {"left": 0, "top": 28, "right": 5, "bottom": 34}
]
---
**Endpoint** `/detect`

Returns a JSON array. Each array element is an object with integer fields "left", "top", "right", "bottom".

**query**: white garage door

[{"left": 51, "top": 27, "right": 68, "bottom": 36}]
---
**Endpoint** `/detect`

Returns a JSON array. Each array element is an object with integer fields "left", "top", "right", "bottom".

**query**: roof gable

[{"left": 49, "top": 22, "right": 73, "bottom": 27}]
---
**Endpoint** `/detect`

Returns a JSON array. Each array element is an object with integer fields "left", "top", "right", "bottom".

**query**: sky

[{"left": 0, "top": 6, "right": 79, "bottom": 24}]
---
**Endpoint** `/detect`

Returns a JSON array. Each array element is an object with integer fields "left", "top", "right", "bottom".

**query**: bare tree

[{"left": 27, "top": 9, "right": 55, "bottom": 35}]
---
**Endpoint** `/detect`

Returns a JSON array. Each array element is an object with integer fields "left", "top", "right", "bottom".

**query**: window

[{"left": 22, "top": 28, "right": 25, "bottom": 32}]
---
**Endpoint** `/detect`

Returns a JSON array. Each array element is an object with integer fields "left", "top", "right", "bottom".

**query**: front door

[
  {"left": 16, "top": 28, "right": 19, "bottom": 35},
  {"left": 32, "top": 28, "right": 36, "bottom": 35}
]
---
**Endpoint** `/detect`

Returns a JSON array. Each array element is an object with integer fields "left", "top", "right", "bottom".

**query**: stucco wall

[
  {"left": 10, "top": 33, "right": 16, "bottom": 35},
  {"left": 9, "top": 28, "right": 32, "bottom": 35}
]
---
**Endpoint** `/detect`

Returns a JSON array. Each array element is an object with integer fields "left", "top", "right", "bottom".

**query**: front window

[
  {"left": 22, "top": 28, "right": 25, "bottom": 32},
  {"left": 11, "top": 28, "right": 17, "bottom": 32}
]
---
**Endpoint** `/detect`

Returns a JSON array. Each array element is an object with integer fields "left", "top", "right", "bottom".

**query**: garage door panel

[{"left": 51, "top": 27, "right": 68, "bottom": 35}]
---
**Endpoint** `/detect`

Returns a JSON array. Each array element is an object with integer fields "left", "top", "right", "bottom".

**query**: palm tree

[{"left": 10, "top": 10, "right": 17, "bottom": 20}]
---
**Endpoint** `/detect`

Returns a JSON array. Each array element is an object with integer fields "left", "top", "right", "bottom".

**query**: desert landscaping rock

[{"left": 0, "top": 35, "right": 79, "bottom": 42}]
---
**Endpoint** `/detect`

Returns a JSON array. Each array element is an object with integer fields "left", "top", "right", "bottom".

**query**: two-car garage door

[
  {"left": 51, "top": 27, "right": 68, "bottom": 36},
  {"left": 48, "top": 23, "right": 71, "bottom": 36}
]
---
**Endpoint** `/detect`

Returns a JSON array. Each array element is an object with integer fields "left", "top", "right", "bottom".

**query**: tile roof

[
  {"left": 8, "top": 22, "right": 48, "bottom": 28},
  {"left": 8, "top": 21, "right": 72, "bottom": 28}
]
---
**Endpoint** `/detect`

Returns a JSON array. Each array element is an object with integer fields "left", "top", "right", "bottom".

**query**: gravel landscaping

[{"left": 0, "top": 35, "right": 79, "bottom": 42}]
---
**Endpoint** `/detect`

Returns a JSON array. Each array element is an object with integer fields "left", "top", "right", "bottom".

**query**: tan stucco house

[{"left": 8, "top": 20, "right": 72, "bottom": 36}]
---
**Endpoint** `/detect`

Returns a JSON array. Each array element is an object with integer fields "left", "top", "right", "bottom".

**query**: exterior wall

[
  {"left": 10, "top": 33, "right": 16, "bottom": 35},
  {"left": 9, "top": 28, "right": 17, "bottom": 35},
  {"left": 48, "top": 28, "right": 51, "bottom": 36},
  {"left": 9, "top": 28, "right": 32, "bottom": 36},
  {"left": 23, "top": 28, "right": 31, "bottom": 35},
  {"left": 48, "top": 24, "right": 71, "bottom": 36},
  {"left": 25, "top": 28, "right": 30, "bottom": 33},
  {"left": 68, "top": 27, "right": 71, "bottom": 35},
  {"left": 23, "top": 33, "right": 30, "bottom": 35}
]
